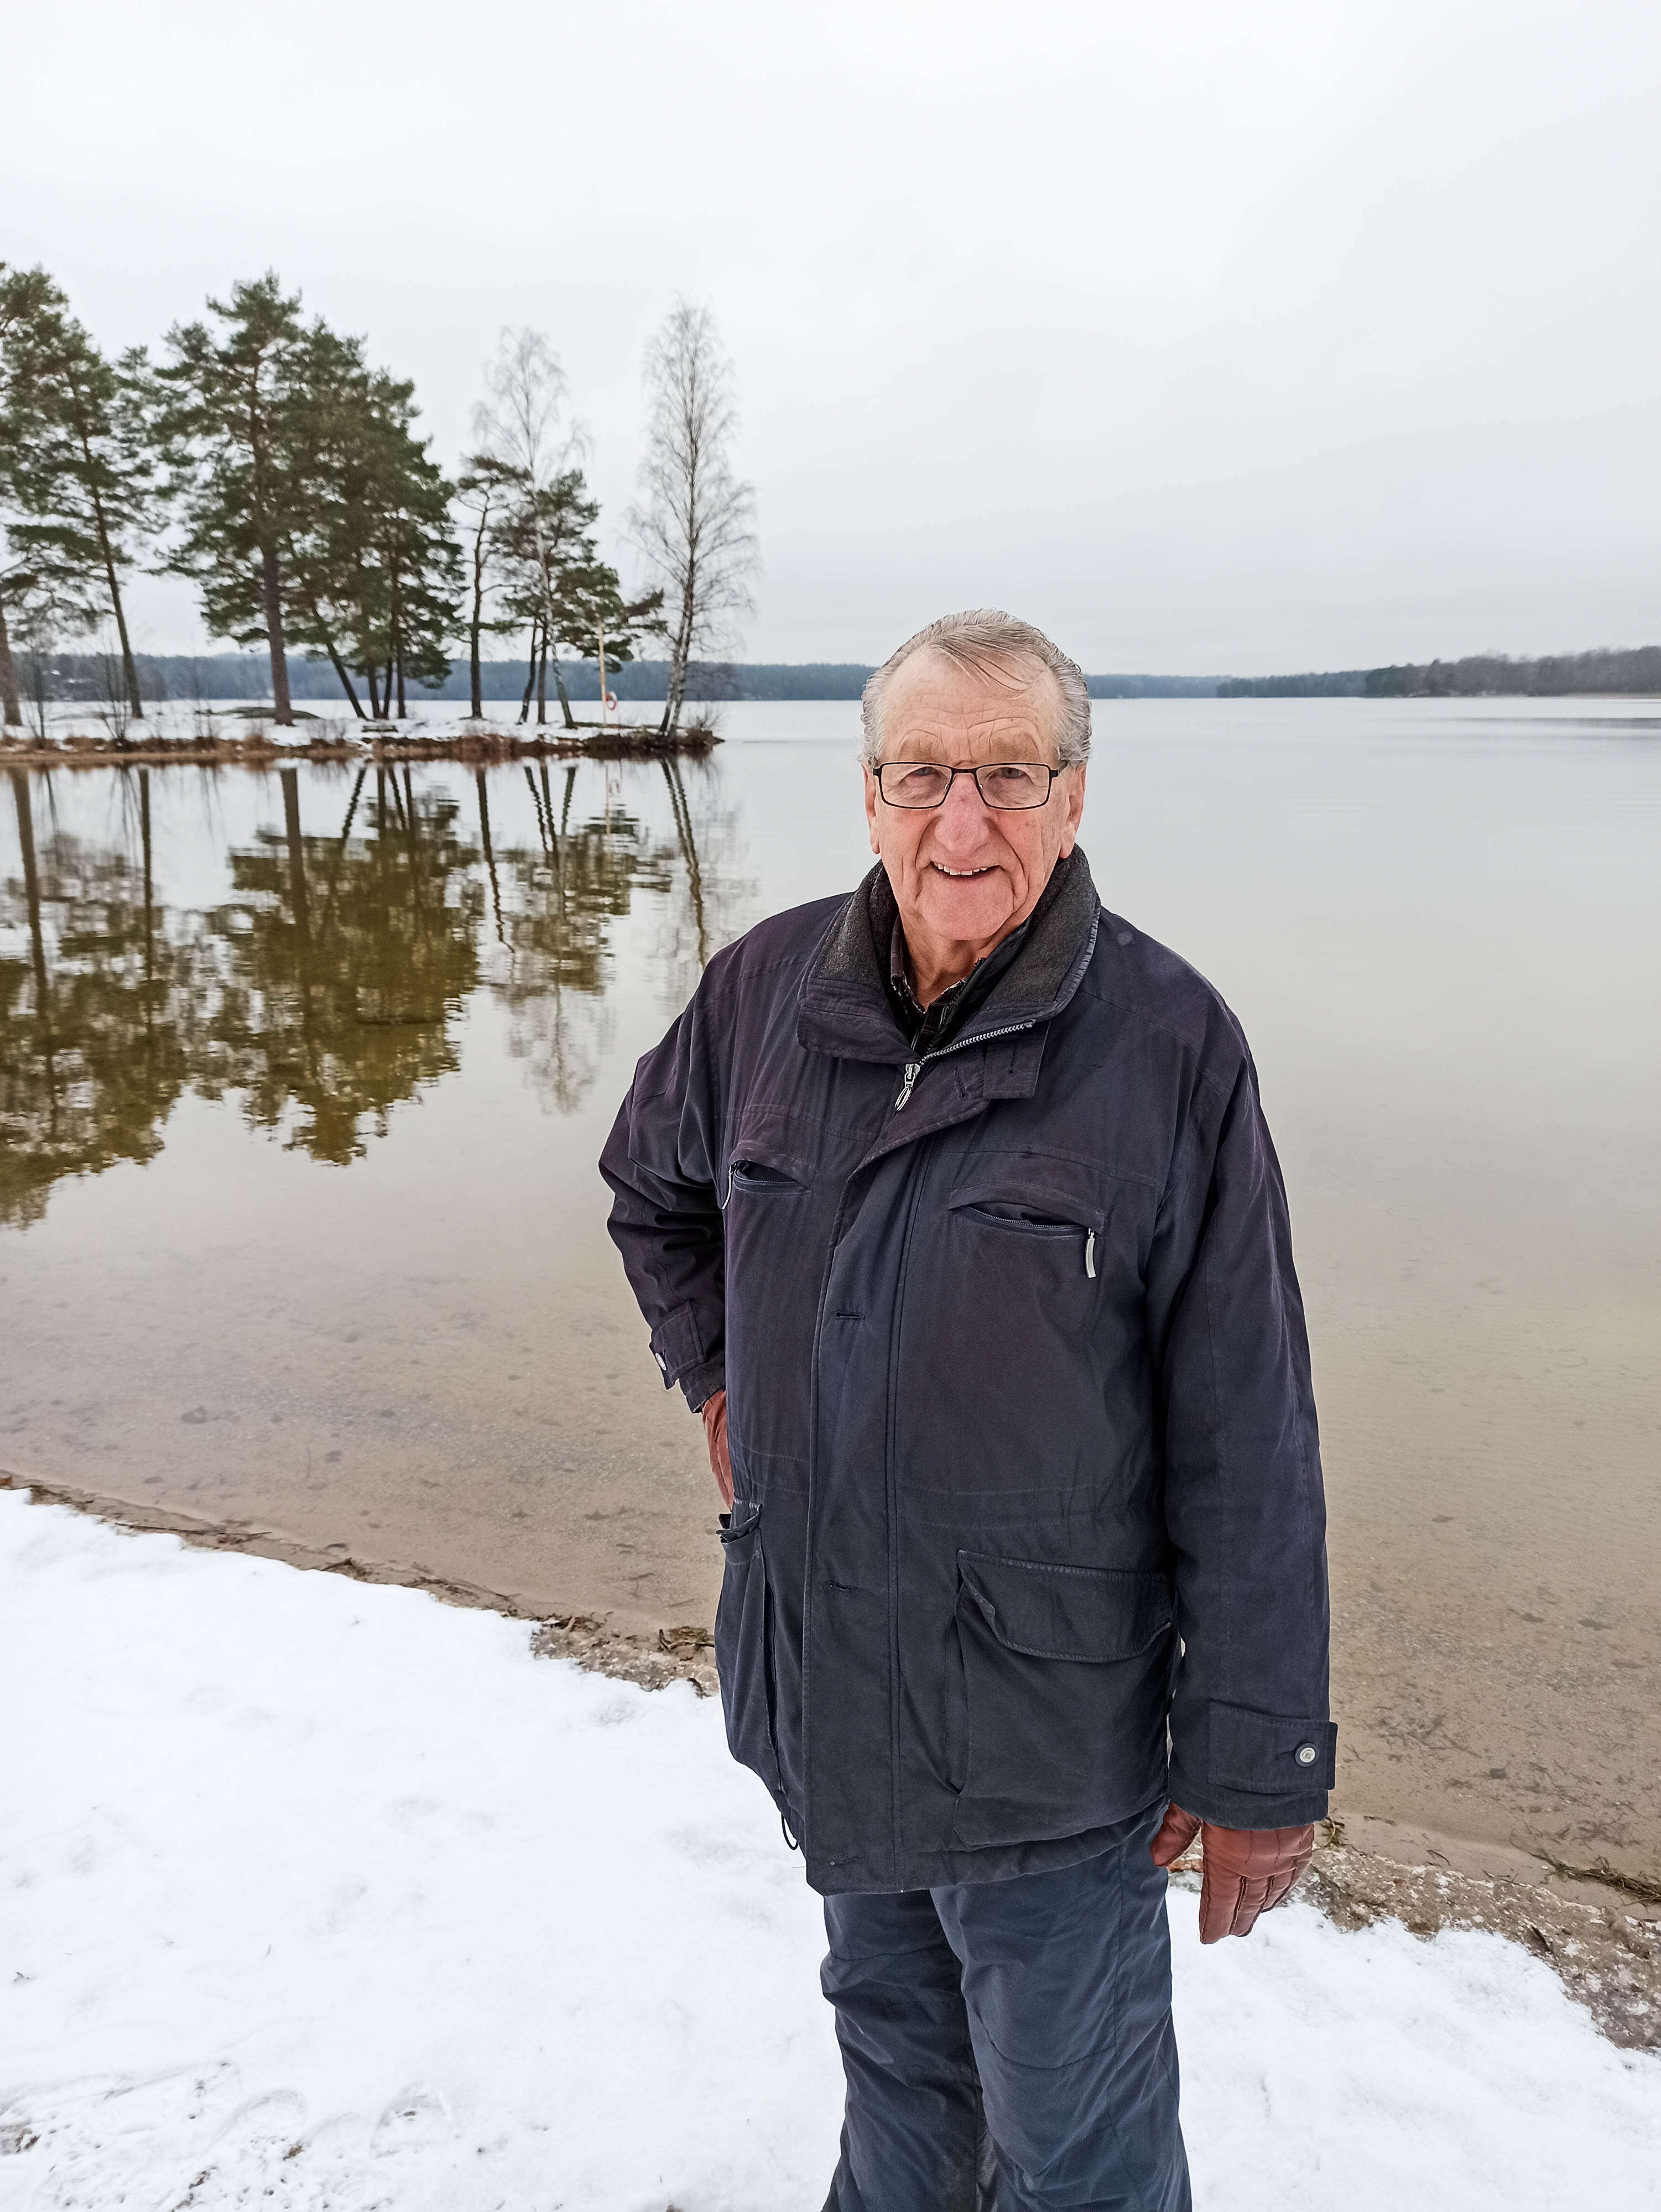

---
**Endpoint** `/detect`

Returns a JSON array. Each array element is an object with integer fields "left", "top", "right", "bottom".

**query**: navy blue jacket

[{"left": 602, "top": 850, "right": 1335, "bottom": 1894}]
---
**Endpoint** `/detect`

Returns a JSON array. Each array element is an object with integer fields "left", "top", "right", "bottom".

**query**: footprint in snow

[{"left": 372, "top": 2085, "right": 453, "bottom": 2153}]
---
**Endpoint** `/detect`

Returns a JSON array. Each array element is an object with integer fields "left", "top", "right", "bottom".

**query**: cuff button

[{"left": 1295, "top": 1743, "right": 1318, "bottom": 1766}]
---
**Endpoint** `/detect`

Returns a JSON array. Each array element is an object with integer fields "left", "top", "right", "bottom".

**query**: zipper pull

[
  {"left": 895, "top": 1061, "right": 920, "bottom": 1110},
  {"left": 1084, "top": 1230, "right": 1097, "bottom": 1279}
]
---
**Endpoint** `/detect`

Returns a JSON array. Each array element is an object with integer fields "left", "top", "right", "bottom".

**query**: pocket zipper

[{"left": 1085, "top": 1230, "right": 1096, "bottom": 1279}]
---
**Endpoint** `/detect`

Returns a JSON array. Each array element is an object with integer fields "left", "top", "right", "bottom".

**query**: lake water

[{"left": 4, "top": 697, "right": 1658, "bottom": 1884}]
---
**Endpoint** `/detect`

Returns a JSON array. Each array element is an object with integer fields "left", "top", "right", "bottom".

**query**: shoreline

[
  {"left": 6, "top": 1465, "right": 1655, "bottom": 2049},
  {"left": 0, "top": 721, "right": 719, "bottom": 770}
]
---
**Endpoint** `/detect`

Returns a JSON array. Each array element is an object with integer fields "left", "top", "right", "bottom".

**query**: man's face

[{"left": 863, "top": 650, "right": 1087, "bottom": 956}]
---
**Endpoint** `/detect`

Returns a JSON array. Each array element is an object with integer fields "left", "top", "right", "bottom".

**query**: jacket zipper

[{"left": 893, "top": 1019, "right": 1035, "bottom": 1112}]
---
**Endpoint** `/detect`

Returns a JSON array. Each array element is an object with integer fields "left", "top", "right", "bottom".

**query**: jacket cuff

[
  {"left": 676, "top": 1356, "right": 725, "bottom": 1412},
  {"left": 1167, "top": 1701, "right": 1335, "bottom": 1828}
]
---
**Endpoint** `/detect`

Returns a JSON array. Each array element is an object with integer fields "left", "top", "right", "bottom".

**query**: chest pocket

[
  {"left": 721, "top": 1110, "right": 820, "bottom": 1210},
  {"left": 947, "top": 1174, "right": 1106, "bottom": 1280}
]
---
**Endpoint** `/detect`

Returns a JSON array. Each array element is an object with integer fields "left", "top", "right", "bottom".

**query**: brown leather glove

[
  {"left": 1150, "top": 1804, "right": 1314, "bottom": 1943},
  {"left": 700, "top": 1388, "right": 733, "bottom": 1510}
]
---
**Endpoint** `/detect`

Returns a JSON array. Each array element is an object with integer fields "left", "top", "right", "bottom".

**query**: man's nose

[{"left": 933, "top": 773, "right": 992, "bottom": 841}]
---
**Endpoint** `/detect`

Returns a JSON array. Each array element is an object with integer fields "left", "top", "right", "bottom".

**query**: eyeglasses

[{"left": 873, "top": 760, "right": 1064, "bottom": 811}]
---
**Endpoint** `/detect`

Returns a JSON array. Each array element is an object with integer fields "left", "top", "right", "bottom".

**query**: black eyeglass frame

[{"left": 873, "top": 761, "right": 1065, "bottom": 811}]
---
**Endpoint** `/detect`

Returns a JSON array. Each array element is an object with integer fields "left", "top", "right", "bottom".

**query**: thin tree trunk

[
  {"left": 140, "top": 769, "right": 153, "bottom": 958},
  {"left": 13, "top": 771, "right": 48, "bottom": 1007},
  {"left": 139, "top": 769, "right": 155, "bottom": 1029},
  {"left": 536, "top": 635, "right": 548, "bottom": 727},
  {"left": 281, "top": 768, "right": 310, "bottom": 945},
  {"left": 659, "top": 568, "right": 696, "bottom": 738},
  {"left": 553, "top": 658, "right": 575, "bottom": 729},
  {"left": 280, "top": 765, "right": 317, "bottom": 1082},
  {"left": 402, "top": 767, "right": 425, "bottom": 916},
  {"left": 518, "top": 620, "right": 539, "bottom": 724},
  {"left": 318, "top": 764, "right": 367, "bottom": 937},
  {"left": 390, "top": 561, "right": 406, "bottom": 719},
  {"left": 524, "top": 765, "right": 548, "bottom": 850},
  {"left": 86, "top": 473, "right": 144, "bottom": 719},
  {"left": 323, "top": 638, "right": 365, "bottom": 717},
  {"left": 13, "top": 769, "right": 58, "bottom": 1123},
  {"left": 0, "top": 588, "right": 21, "bottom": 726},
  {"left": 367, "top": 663, "right": 383, "bottom": 719},
  {"left": 261, "top": 544, "right": 295, "bottom": 725},
  {"left": 303, "top": 599, "right": 365, "bottom": 717},
  {"left": 662, "top": 755, "right": 709, "bottom": 969},
  {"left": 477, "top": 771, "right": 503, "bottom": 944},
  {"left": 25, "top": 648, "right": 49, "bottom": 741},
  {"left": 469, "top": 509, "right": 488, "bottom": 719}
]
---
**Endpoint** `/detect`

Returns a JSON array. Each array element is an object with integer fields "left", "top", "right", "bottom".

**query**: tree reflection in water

[
  {"left": 194, "top": 768, "right": 486, "bottom": 1164},
  {"left": 0, "top": 758, "right": 750, "bottom": 1223},
  {"left": 2, "top": 769, "right": 196, "bottom": 1228},
  {"left": 478, "top": 762, "right": 673, "bottom": 1116}
]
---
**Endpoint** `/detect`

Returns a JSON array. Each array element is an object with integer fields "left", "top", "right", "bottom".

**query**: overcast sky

[{"left": 8, "top": 0, "right": 1658, "bottom": 672}]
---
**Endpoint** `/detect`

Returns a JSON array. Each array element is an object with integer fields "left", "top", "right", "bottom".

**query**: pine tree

[
  {"left": 453, "top": 452, "right": 522, "bottom": 719},
  {"left": 0, "top": 268, "right": 58, "bottom": 725},
  {"left": 0, "top": 264, "right": 161, "bottom": 722},
  {"left": 157, "top": 274, "right": 353, "bottom": 727},
  {"left": 290, "top": 369, "right": 461, "bottom": 720}
]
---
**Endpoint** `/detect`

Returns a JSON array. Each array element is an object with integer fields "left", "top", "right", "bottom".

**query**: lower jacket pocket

[
  {"left": 714, "top": 1506, "right": 784, "bottom": 1803},
  {"left": 951, "top": 1550, "right": 1174, "bottom": 1850}
]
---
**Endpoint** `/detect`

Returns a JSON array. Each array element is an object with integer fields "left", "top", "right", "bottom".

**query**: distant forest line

[
  {"left": 23, "top": 654, "right": 1218, "bottom": 705},
  {"left": 20, "top": 643, "right": 1661, "bottom": 707},
  {"left": 1217, "top": 645, "right": 1661, "bottom": 698}
]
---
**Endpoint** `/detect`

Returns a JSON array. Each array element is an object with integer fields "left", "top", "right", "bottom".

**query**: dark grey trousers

[{"left": 820, "top": 1813, "right": 1190, "bottom": 2212}]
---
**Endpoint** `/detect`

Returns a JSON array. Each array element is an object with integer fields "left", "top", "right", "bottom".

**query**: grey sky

[{"left": 8, "top": 0, "right": 1657, "bottom": 672}]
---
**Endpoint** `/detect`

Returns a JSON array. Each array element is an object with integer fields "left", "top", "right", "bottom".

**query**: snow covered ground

[{"left": 2, "top": 1491, "right": 1657, "bottom": 2211}]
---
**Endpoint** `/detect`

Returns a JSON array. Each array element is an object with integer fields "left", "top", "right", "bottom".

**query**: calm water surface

[{"left": 4, "top": 698, "right": 1658, "bottom": 1880}]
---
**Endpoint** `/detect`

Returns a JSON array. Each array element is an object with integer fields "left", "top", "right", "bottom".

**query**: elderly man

[{"left": 601, "top": 611, "right": 1334, "bottom": 2211}]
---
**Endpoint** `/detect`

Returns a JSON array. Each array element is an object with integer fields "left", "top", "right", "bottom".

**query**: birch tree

[
  {"left": 493, "top": 467, "right": 660, "bottom": 728},
  {"left": 628, "top": 302, "right": 757, "bottom": 737},
  {"left": 471, "top": 329, "right": 585, "bottom": 725}
]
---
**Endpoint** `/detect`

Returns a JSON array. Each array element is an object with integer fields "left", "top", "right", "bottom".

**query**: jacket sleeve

[
  {"left": 599, "top": 984, "right": 728, "bottom": 1413},
  {"left": 1147, "top": 1040, "right": 1336, "bottom": 1828}
]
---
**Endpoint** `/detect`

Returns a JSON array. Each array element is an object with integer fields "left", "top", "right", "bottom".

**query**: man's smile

[{"left": 930, "top": 862, "right": 996, "bottom": 877}]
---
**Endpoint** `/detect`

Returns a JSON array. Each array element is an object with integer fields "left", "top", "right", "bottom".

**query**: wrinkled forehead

[{"left": 879, "top": 648, "right": 1063, "bottom": 760}]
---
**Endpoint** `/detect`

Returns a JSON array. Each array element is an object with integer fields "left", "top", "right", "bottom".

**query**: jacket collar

[{"left": 797, "top": 847, "right": 1101, "bottom": 1065}]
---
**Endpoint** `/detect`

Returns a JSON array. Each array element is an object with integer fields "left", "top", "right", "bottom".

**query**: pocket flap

[
  {"left": 957, "top": 1551, "right": 1172, "bottom": 1662},
  {"left": 720, "top": 1502, "right": 762, "bottom": 1548},
  {"left": 949, "top": 1178, "right": 1103, "bottom": 1231},
  {"left": 726, "top": 1107, "right": 819, "bottom": 1191}
]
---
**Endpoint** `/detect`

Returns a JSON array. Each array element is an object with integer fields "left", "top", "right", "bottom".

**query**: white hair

[{"left": 859, "top": 609, "right": 1092, "bottom": 770}]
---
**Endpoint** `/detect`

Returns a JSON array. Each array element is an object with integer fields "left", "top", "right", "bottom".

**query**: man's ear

[
  {"left": 863, "top": 764, "right": 882, "bottom": 856},
  {"left": 1058, "top": 763, "right": 1087, "bottom": 858}
]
